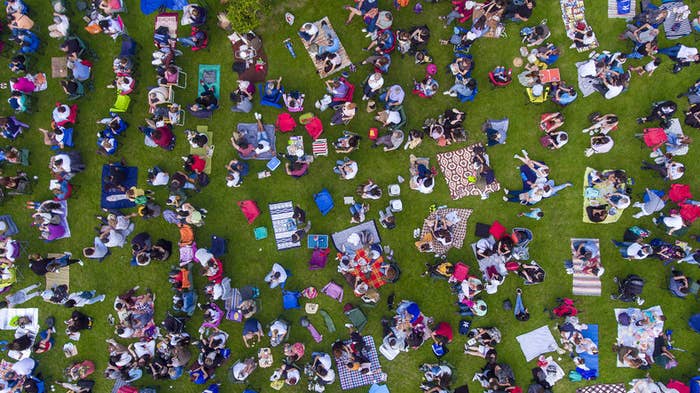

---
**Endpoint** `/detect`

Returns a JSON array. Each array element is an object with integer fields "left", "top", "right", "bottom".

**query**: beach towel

[
  {"left": 190, "top": 127, "right": 213, "bottom": 174},
  {"left": 198, "top": 64, "right": 221, "bottom": 100},
  {"left": 578, "top": 324, "right": 599, "bottom": 378},
  {"left": 560, "top": 0, "right": 599, "bottom": 52},
  {"left": 101, "top": 164, "right": 138, "bottom": 209},
  {"left": 331, "top": 221, "right": 381, "bottom": 252},
  {"left": 571, "top": 238, "right": 602, "bottom": 296},
  {"left": 0, "top": 216, "right": 19, "bottom": 237},
  {"left": 608, "top": 0, "right": 636, "bottom": 18},
  {"left": 299, "top": 17, "right": 352, "bottom": 78},
  {"left": 436, "top": 144, "right": 501, "bottom": 200},
  {"left": 154, "top": 12, "right": 179, "bottom": 36},
  {"left": 582, "top": 167, "right": 628, "bottom": 224},
  {"left": 237, "top": 200, "right": 261, "bottom": 224},
  {"left": 45, "top": 259, "right": 69, "bottom": 291},
  {"left": 335, "top": 336, "right": 384, "bottom": 390},
  {"left": 516, "top": 325, "right": 558, "bottom": 361},
  {"left": 419, "top": 208, "right": 472, "bottom": 255},
  {"left": 614, "top": 306, "right": 664, "bottom": 367},
  {"left": 269, "top": 201, "right": 301, "bottom": 251},
  {"left": 576, "top": 384, "right": 625, "bottom": 393},
  {"left": 659, "top": 2, "right": 691, "bottom": 39},
  {"left": 539, "top": 356, "right": 565, "bottom": 386},
  {"left": 235, "top": 123, "right": 276, "bottom": 160}
]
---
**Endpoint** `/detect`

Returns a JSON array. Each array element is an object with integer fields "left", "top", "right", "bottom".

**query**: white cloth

[
  {"left": 11, "top": 357, "right": 35, "bottom": 375},
  {"left": 516, "top": 325, "right": 558, "bottom": 361}
]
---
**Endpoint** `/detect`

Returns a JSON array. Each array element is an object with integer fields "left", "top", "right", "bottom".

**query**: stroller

[{"left": 612, "top": 274, "right": 645, "bottom": 304}]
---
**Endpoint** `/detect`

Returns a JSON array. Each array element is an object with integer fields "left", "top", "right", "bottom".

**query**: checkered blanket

[
  {"left": 576, "top": 384, "right": 625, "bottom": 393},
  {"left": 420, "top": 208, "right": 472, "bottom": 254},
  {"left": 335, "top": 336, "right": 385, "bottom": 390},
  {"left": 269, "top": 201, "right": 301, "bottom": 251},
  {"left": 351, "top": 257, "right": 386, "bottom": 289},
  {"left": 436, "top": 144, "right": 500, "bottom": 200},
  {"left": 299, "top": 17, "right": 352, "bottom": 78},
  {"left": 571, "top": 239, "right": 602, "bottom": 296}
]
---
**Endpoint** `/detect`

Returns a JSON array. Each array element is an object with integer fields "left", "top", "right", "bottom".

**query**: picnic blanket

[
  {"left": 231, "top": 36, "right": 268, "bottom": 83},
  {"left": 235, "top": 123, "right": 276, "bottom": 160},
  {"left": 471, "top": 7, "right": 505, "bottom": 38},
  {"left": 101, "top": 164, "right": 138, "bottom": 209},
  {"left": 0, "top": 215, "right": 19, "bottom": 237},
  {"left": 578, "top": 324, "right": 599, "bottom": 378},
  {"left": 436, "top": 144, "right": 500, "bottom": 200},
  {"left": 154, "top": 12, "right": 179, "bottom": 36},
  {"left": 419, "top": 208, "right": 472, "bottom": 255},
  {"left": 45, "top": 256, "right": 69, "bottom": 290},
  {"left": 560, "top": 0, "right": 599, "bottom": 52},
  {"left": 331, "top": 220, "right": 381, "bottom": 253},
  {"left": 142, "top": 0, "right": 186, "bottom": 14},
  {"left": 571, "top": 238, "right": 602, "bottom": 296},
  {"left": 575, "top": 60, "right": 599, "bottom": 97},
  {"left": 516, "top": 325, "right": 558, "bottom": 361},
  {"left": 582, "top": 167, "right": 628, "bottom": 224},
  {"left": 614, "top": 306, "right": 664, "bottom": 367},
  {"left": 190, "top": 127, "right": 213, "bottom": 174},
  {"left": 335, "top": 336, "right": 384, "bottom": 390},
  {"left": 299, "top": 17, "right": 352, "bottom": 78},
  {"left": 0, "top": 308, "right": 38, "bottom": 331},
  {"left": 659, "top": 2, "right": 691, "bottom": 39},
  {"left": 51, "top": 200, "right": 71, "bottom": 241},
  {"left": 351, "top": 257, "right": 387, "bottom": 290},
  {"left": 269, "top": 201, "right": 301, "bottom": 251},
  {"left": 608, "top": 0, "right": 636, "bottom": 18},
  {"left": 576, "top": 384, "right": 626, "bottom": 393},
  {"left": 198, "top": 64, "right": 221, "bottom": 100}
]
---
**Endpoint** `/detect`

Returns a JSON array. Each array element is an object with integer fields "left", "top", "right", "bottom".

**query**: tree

[{"left": 225, "top": 0, "right": 269, "bottom": 33}]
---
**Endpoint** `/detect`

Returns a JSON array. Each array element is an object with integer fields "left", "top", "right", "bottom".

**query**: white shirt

[
  {"left": 52, "top": 105, "right": 71, "bottom": 123},
  {"left": 667, "top": 162, "right": 684, "bottom": 180},
  {"left": 152, "top": 172, "right": 169, "bottom": 186},
  {"left": 604, "top": 84, "right": 623, "bottom": 100},
  {"left": 104, "top": 230, "right": 125, "bottom": 248},
  {"left": 677, "top": 45, "right": 698, "bottom": 62}
]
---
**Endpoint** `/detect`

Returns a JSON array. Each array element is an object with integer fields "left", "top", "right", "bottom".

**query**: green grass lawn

[{"left": 2, "top": 0, "right": 700, "bottom": 392}]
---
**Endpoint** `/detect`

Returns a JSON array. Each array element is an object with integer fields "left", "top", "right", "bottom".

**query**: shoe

[
  {"left": 77, "top": 260, "right": 84, "bottom": 266},
  {"left": 106, "top": 84, "right": 115, "bottom": 89},
  {"left": 344, "top": 323, "right": 354, "bottom": 328},
  {"left": 254, "top": 112, "right": 262, "bottom": 120},
  {"left": 503, "top": 188, "right": 509, "bottom": 194},
  {"left": 636, "top": 118, "right": 644, "bottom": 124}
]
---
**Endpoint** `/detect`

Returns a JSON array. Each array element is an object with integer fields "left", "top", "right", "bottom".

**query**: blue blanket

[
  {"left": 578, "top": 324, "right": 599, "bottom": 379},
  {"left": 101, "top": 164, "right": 138, "bottom": 209},
  {"left": 140, "top": 0, "right": 187, "bottom": 14}
]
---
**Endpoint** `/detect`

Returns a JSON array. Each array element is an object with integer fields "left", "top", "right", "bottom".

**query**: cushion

[
  {"left": 238, "top": 200, "right": 261, "bottom": 224},
  {"left": 489, "top": 220, "right": 507, "bottom": 240}
]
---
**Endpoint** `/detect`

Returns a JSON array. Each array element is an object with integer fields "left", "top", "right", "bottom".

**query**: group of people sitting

[
  {"left": 422, "top": 108, "right": 467, "bottom": 146},
  {"left": 503, "top": 150, "right": 572, "bottom": 205}
]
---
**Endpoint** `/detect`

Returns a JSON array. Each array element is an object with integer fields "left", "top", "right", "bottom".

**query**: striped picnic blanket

[
  {"left": 335, "top": 336, "right": 385, "bottom": 390},
  {"left": 269, "top": 201, "right": 301, "bottom": 251},
  {"left": 659, "top": 2, "right": 691, "bottom": 39},
  {"left": 571, "top": 238, "right": 602, "bottom": 296}
]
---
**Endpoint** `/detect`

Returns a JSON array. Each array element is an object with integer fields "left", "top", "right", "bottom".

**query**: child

[
  {"left": 518, "top": 208, "right": 544, "bottom": 220},
  {"left": 630, "top": 57, "right": 661, "bottom": 77}
]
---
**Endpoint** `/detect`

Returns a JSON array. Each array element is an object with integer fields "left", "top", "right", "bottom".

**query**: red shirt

[{"left": 190, "top": 155, "right": 206, "bottom": 173}]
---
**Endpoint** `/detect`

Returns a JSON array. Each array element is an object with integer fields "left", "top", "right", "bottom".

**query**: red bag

[
  {"left": 117, "top": 387, "right": 138, "bottom": 393},
  {"left": 237, "top": 200, "right": 261, "bottom": 224},
  {"left": 275, "top": 113, "right": 297, "bottom": 132}
]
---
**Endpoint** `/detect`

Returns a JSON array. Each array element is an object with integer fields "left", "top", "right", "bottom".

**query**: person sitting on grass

[
  {"left": 334, "top": 131, "right": 361, "bottom": 154},
  {"left": 334, "top": 157, "right": 359, "bottom": 180},
  {"left": 373, "top": 129, "right": 404, "bottom": 151}
]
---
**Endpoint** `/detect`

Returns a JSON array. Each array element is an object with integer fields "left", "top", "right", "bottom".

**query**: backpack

[
  {"left": 458, "top": 320, "right": 471, "bottom": 335},
  {"left": 623, "top": 275, "right": 645, "bottom": 296}
]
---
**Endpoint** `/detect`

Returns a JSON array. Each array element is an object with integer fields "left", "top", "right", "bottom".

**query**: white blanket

[
  {"left": 0, "top": 308, "right": 38, "bottom": 331},
  {"left": 516, "top": 325, "right": 558, "bottom": 361}
]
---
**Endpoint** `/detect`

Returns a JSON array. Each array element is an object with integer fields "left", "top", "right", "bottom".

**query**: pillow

[{"left": 489, "top": 220, "right": 507, "bottom": 240}]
